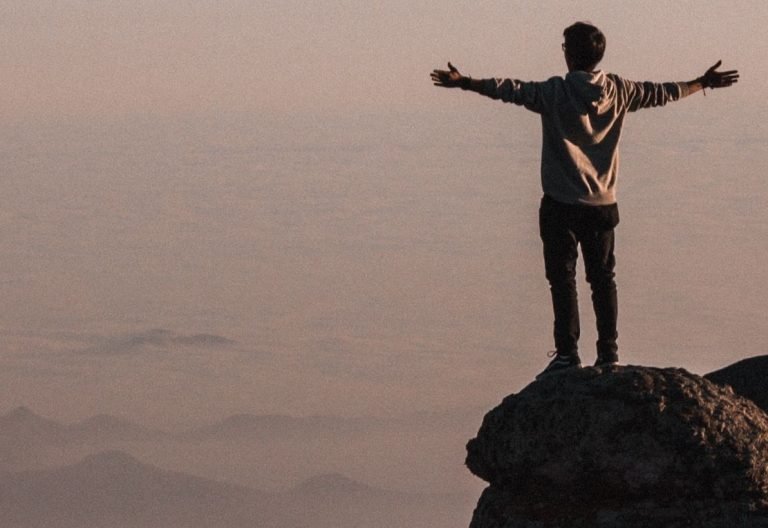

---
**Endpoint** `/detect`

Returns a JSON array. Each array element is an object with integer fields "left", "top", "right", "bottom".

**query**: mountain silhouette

[
  {"left": 0, "top": 406, "right": 67, "bottom": 441},
  {"left": 0, "top": 407, "right": 167, "bottom": 472},
  {"left": 0, "top": 407, "right": 164, "bottom": 444},
  {"left": 0, "top": 450, "right": 471, "bottom": 528},
  {"left": 70, "top": 414, "right": 166, "bottom": 442},
  {"left": 185, "top": 413, "right": 378, "bottom": 440},
  {"left": 0, "top": 450, "right": 262, "bottom": 528},
  {"left": 0, "top": 407, "right": 72, "bottom": 472}
]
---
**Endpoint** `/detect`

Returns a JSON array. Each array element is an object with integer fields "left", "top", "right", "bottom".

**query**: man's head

[{"left": 562, "top": 22, "right": 605, "bottom": 72}]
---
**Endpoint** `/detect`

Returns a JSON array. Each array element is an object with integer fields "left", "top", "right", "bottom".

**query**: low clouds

[{"left": 78, "top": 328, "right": 236, "bottom": 356}]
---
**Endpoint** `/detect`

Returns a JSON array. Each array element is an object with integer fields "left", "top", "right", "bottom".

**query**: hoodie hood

[{"left": 565, "top": 70, "right": 616, "bottom": 114}]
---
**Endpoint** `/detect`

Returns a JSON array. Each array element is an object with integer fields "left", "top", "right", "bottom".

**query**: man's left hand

[{"left": 700, "top": 60, "right": 739, "bottom": 89}]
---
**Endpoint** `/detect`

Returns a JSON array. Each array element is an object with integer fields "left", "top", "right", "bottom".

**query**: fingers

[
  {"left": 430, "top": 71, "right": 447, "bottom": 81},
  {"left": 707, "top": 59, "right": 722, "bottom": 73},
  {"left": 715, "top": 76, "right": 739, "bottom": 87},
  {"left": 430, "top": 70, "right": 451, "bottom": 87},
  {"left": 714, "top": 67, "right": 740, "bottom": 87},
  {"left": 705, "top": 61, "right": 738, "bottom": 77},
  {"left": 448, "top": 62, "right": 458, "bottom": 73}
]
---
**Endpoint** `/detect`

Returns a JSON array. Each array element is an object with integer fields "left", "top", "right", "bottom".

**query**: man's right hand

[{"left": 431, "top": 62, "right": 464, "bottom": 88}]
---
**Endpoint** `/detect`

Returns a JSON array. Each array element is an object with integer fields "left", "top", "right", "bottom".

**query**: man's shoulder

[
  {"left": 544, "top": 75, "right": 567, "bottom": 85},
  {"left": 603, "top": 73, "right": 633, "bottom": 87},
  {"left": 538, "top": 75, "right": 568, "bottom": 95}
]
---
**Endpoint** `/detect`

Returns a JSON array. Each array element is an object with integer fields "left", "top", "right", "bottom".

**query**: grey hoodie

[{"left": 479, "top": 71, "right": 690, "bottom": 205}]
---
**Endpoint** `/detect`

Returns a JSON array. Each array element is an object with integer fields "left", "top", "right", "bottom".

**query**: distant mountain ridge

[
  {"left": 0, "top": 450, "right": 467, "bottom": 528},
  {"left": 0, "top": 407, "right": 165, "bottom": 445},
  {"left": 185, "top": 412, "right": 381, "bottom": 440},
  {"left": 0, "top": 406, "right": 65, "bottom": 438},
  {"left": 0, "top": 450, "right": 263, "bottom": 528},
  {"left": 0, "top": 405, "right": 484, "bottom": 444},
  {"left": 0, "top": 406, "right": 384, "bottom": 442},
  {"left": 0, "top": 404, "right": 481, "bottom": 523}
]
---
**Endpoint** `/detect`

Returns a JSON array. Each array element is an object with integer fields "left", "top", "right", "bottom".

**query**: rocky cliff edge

[{"left": 466, "top": 365, "right": 768, "bottom": 528}]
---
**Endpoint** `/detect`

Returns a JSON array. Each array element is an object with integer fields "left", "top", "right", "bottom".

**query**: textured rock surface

[
  {"left": 706, "top": 355, "right": 768, "bottom": 414},
  {"left": 466, "top": 365, "right": 768, "bottom": 528}
]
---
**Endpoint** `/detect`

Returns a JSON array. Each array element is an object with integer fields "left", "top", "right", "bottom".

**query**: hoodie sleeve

[
  {"left": 476, "top": 78, "right": 553, "bottom": 114},
  {"left": 620, "top": 78, "right": 690, "bottom": 112}
]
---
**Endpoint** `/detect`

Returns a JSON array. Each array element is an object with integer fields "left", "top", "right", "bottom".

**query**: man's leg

[
  {"left": 579, "top": 220, "right": 619, "bottom": 364},
  {"left": 539, "top": 197, "right": 581, "bottom": 360}
]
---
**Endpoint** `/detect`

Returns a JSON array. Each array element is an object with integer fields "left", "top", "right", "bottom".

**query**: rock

[
  {"left": 465, "top": 365, "right": 768, "bottom": 528},
  {"left": 706, "top": 355, "right": 768, "bottom": 414}
]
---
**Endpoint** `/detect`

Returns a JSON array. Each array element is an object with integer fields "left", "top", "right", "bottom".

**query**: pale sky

[
  {"left": 1, "top": 0, "right": 767, "bottom": 427},
  {"left": 2, "top": 1, "right": 765, "bottom": 119}
]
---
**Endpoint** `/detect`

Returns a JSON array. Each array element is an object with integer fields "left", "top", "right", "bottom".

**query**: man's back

[{"left": 478, "top": 71, "right": 690, "bottom": 205}]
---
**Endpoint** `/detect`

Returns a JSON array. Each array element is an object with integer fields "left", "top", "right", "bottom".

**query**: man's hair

[{"left": 563, "top": 22, "right": 606, "bottom": 71}]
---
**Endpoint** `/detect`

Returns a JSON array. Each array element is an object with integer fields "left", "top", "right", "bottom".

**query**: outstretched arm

[
  {"left": 686, "top": 60, "right": 739, "bottom": 95},
  {"left": 430, "top": 62, "right": 547, "bottom": 112}
]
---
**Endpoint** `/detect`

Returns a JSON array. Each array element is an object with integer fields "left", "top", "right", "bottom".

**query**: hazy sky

[
  {"left": 2, "top": 0, "right": 766, "bottom": 119},
  {"left": 1, "top": 1, "right": 767, "bottom": 427}
]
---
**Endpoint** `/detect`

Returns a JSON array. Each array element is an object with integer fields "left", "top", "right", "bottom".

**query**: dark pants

[{"left": 539, "top": 194, "right": 619, "bottom": 361}]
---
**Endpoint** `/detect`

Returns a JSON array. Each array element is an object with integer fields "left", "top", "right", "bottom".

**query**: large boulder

[
  {"left": 706, "top": 355, "right": 768, "bottom": 414},
  {"left": 466, "top": 365, "right": 768, "bottom": 528}
]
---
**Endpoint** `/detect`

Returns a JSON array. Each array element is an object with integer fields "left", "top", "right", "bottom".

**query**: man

[{"left": 430, "top": 22, "right": 738, "bottom": 379}]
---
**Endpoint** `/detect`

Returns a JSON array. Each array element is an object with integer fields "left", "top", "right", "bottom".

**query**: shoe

[
  {"left": 536, "top": 351, "right": 581, "bottom": 380},
  {"left": 594, "top": 356, "right": 619, "bottom": 367}
]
